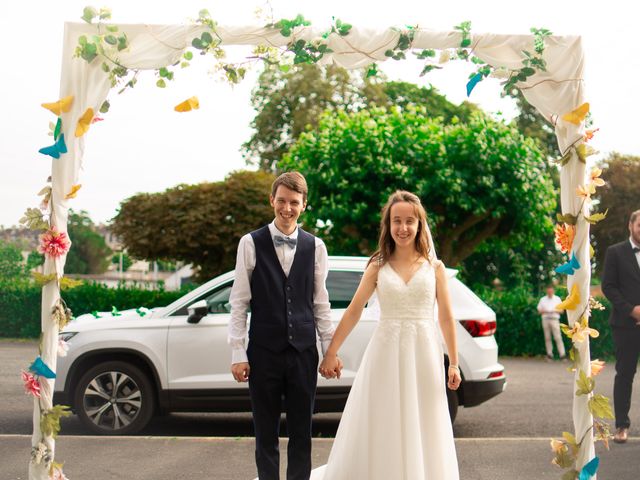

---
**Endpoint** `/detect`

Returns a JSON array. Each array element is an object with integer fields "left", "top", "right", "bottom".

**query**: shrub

[
  {"left": 0, "top": 280, "right": 193, "bottom": 338},
  {"left": 474, "top": 285, "right": 614, "bottom": 359}
]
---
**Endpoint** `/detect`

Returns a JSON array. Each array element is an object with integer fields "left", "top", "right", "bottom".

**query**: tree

[
  {"left": 111, "top": 170, "right": 276, "bottom": 281},
  {"left": 243, "top": 63, "right": 382, "bottom": 171},
  {"left": 279, "top": 107, "right": 556, "bottom": 267},
  {"left": 65, "top": 210, "right": 112, "bottom": 274},
  {"left": 592, "top": 153, "right": 640, "bottom": 274},
  {"left": 0, "top": 240, "right": 24, "bottom": 279}
]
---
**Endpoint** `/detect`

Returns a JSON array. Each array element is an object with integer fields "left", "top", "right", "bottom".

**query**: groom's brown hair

[{"left": 271, "top": 171, "right": 308, "bottom": 203}]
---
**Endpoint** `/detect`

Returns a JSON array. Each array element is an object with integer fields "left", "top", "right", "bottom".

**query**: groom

[{"left": 228, "top": 171, "right": 341, "bottom": 480}]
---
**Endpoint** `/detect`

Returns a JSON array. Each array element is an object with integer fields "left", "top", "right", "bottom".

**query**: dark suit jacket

[{"left": 601, "top": 240, "right": 640, "bottom": 328}]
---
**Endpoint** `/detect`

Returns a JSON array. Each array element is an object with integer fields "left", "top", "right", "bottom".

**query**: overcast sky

[{"left": 1, "top": 0, "right": 638, "bottom": 227}]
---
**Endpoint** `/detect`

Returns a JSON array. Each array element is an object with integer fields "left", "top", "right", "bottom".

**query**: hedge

[
  {"left": 474, "top": 285, "right": 614, "bottom": 359},
  {"left": 0, "top": 280, "right": 616, "bottom": 359},
  {"left": 0, "top": 280, "right": 193, "bottom": 338}
]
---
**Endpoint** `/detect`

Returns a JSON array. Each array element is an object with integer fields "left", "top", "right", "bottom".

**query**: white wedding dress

[{"left": 310, "top": 261, "right": 459, "bottom": 480}]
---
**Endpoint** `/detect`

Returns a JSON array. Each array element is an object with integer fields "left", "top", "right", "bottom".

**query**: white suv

[{"left": 55, "top": 256, "right": 506, "bottom": 434}]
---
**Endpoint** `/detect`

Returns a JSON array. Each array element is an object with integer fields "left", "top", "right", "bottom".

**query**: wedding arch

[{"left": 24, "top": 8, "right": 609, "bottom": 479}]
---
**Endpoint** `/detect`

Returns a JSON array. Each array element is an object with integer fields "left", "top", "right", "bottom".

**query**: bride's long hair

[{"left": 368, "top": 191, "right": 434, "bottom": 266}]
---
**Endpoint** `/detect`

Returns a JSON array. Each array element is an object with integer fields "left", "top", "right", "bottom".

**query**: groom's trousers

[
  {"left": 612, "top": 326, "right": 640, "bottom": 429},
  {"left": 248, "top": 343, "right": 319, "bottom": 480}
]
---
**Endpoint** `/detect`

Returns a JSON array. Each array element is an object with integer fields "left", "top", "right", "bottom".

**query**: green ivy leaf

[
  {"left": 556, "top": 213, "right": 578, "bottom": 225},
  {"left": 81, "top": 6, "right": 97, "bottom": 24},
  {"left": 104, "top": 35, "right": 117, "bottom": 46},
  {"left": 561, "top": 469, "right": 579, "bottom": 480},
  {"left": 99, "top": 100, "right": 110, "bottom": 114},
  {"left": 585, "top": 209, "right": 608, "bottom": 225},
  {"left": 575, "top": 369, "right": 595, "bottom": 396},
  {"left": 19, "top": 208, "right": 48, "bottom": 230},
  {"left": 588, "top": 394, "right": 614, "bottom": 419},
  {"left": 183, "top": 51, "right": 193, "bottom": 61},
  {"left": 156, "top": 79, "right": 166, "bottom": 88}
]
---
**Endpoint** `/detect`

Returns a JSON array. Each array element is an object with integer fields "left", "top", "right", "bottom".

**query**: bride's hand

[
  {"left": 447, "top": 365, "right": 461, "bottom": 390},
  {"left": 319, "top": 354, "right": 340, "bottom": 379}
]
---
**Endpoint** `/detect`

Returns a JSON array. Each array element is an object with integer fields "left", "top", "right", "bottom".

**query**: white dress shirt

[
  {"left": 228, "top": 221, "right": 334, "bottom": 364},
  {"left": 537, "top": 295, "right": 562, "bottom": 321},
  {"left": 630, "top": 237, "right": 640, "bottom": 270}
]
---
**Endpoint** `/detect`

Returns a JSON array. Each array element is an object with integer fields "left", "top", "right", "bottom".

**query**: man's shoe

[
  {"left": 545, "top": 355, "right": 554, "bottom": 362},
  {"left": 613, "top": 427, "right": 629, "bottom": 444}
]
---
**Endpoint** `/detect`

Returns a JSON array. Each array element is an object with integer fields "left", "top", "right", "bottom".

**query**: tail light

[
  {"left": 488, "top": 370, "right": 504, "bottom": 379},
  {"left": 460, "top": 319, "right": 496, "bottom": 337}
]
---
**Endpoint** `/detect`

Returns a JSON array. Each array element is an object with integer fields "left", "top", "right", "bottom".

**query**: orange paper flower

[
  {"left": 554, "top": 224, "right": 575, "bottom": 253},
  {"left": 591, "top": 359, "right": 605, "bottom": 376},
  {"left": 577, "top": 183, "right": 596, "bottom": 200},
  {"left": 584, "top": 128, "right": 599, "bottom": 142}
]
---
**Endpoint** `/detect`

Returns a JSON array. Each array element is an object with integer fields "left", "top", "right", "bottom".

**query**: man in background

[
  {"left": 602, "top": 209, "right": 640, "bottom": 444},
  {"left": 537, "top": 285, "right": 566, "bottom": 361}
]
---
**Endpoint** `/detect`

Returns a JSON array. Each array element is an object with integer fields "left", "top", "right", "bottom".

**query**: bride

[{"left": 312, "top": 190, "right": 460, "bottom": 479}]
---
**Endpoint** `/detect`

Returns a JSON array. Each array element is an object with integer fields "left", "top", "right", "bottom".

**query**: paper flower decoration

[
  {"left": 29, "top": 356, "right": 56, "bottom": 379},
  {"left": 75, "top": 107, "right": 94, "bottom": 137},
  {"left": 577, "top": 183, "right": 596, "bottom": 201},
  {"left": 41, "top": 95, "right": 74, "bottom": 116},
  {"left": 58, "top": 338, "right": 69, "bottom": 357},
  {"left": 565, "top": 316, "right": 599, "bottom": 343},
  {"left": 561, "top": 102, "right": 589, "bottom": 125},
  {"left": 466, "top": 72, "right": 483, "bottom": 97},
  {"left": 584, "top": 128, "right": 599, "bottom": 142},
  {"left": 111, "top": 306, "right": 122, "bottom": 316},
  {"left": 50, "top": 465, "right": 69, "bottom": 480},
  {"left": 174, "top": 96, "right": 199, "bottom": 112},
  {"left": 554, "top": 224, "right": 575, "bottom": 254},
  {"left": 21, "top": 371, "right": 41, "bottom": 398},
  {"left": 38, "top": 227, "right": 71, "bottom": 259},
  {"left": 30, "top": 442, "right": 52, "bottom": 465},
  {"left": 591, "top": 359, "right": 605, "bottom": 376},
  {"left": 589, "top": 167, "right": 605, "bottom": 187},
  {"left": 556, "top": 284, "right": 580, "bottom": 312},
  {"left": 136, "top": 307, "right": 151, "bottom": 317}
]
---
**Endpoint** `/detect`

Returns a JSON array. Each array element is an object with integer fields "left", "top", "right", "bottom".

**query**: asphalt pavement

[{"left": 1, "top": 340, "right": 639, "bottom": 479}]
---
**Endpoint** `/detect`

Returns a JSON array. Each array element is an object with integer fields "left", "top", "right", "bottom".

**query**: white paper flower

[
  {"left": 490, "top": 67, "right": 511, "bottom": 79},
  {"left": 30, "top": 442, "right": 51, "bottom": 465}
]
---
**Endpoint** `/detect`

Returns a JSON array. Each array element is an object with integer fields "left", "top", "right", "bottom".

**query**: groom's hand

[{"left": 231, "top": 362, "right": 250, "bottom": 382}]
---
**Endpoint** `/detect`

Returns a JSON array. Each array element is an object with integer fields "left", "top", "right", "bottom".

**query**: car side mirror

[{"left": 187, "top": 300, "right": 209, "bottom": 324}]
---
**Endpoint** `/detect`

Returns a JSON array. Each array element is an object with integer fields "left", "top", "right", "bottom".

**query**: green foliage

[
  {"left": 111, "top": 170, "right": 275, "bottom": 281},
  {"left": 0, "top": 241, "right": 25, "bottom": 279},
  {"left": 473, "top": 285, "right": 614, "bottom": 358},
  {"left": 64, "top": 210, "right": 112, "bottom": 274},
  {"left": 592, "top": 153, "right": 640, "bottom": 274},
  {"left": 40, "top": 405, "right": 72, "bottom": 438},
  {"left": 280, "top": 107, "right": 555, "bottom": 267},
  {"left": 111, "top": 252, "right": 132, "bottom": 272},
  {"left": 0, "top": 279, "right": 191, "bottom": 338}
]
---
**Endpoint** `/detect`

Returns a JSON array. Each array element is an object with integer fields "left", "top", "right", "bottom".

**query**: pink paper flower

[
  {"left": 38, "top": 227, "right": 71, "bottom": 259},
  {"left": 21, "top": 371, "right": 41, "bottom": 398},
  {"left": 51, "top": 466, "right": 69, "bottom": 480}
]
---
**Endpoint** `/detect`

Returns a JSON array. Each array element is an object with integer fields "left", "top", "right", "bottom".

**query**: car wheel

[
  {"left": 446, "top": 387, "right": 459, "bottom": 423},
  {"left": 74, "top": 361, "right": 155, "bottom": 435}
]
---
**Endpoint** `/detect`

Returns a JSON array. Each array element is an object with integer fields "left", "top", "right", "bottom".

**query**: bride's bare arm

[
  {"left": 319, "top": 262, "right": 379, "bottom": 377},
  {"left": 435, "top": 261, "right": 461, "bottom": 390}
]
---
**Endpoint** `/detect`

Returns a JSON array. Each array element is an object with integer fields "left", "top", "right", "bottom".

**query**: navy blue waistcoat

[{"left": 248, "top": 225, "right": 317, "bottom": 352}]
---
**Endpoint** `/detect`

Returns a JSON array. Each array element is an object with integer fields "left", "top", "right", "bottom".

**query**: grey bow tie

[{"left": 274, "top": 235, "right": 297, "bottom": 248}]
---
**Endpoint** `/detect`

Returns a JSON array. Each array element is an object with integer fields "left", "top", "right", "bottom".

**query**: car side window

[
  {"left": 172, "top": 281, "right": 234, "bottom": 316},
  {"left": 326, "top": 270, "right": 362, "bottom": 309}
]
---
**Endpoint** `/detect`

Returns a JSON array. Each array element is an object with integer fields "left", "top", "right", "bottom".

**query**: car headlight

[{"left": 59, "top": 332, "right": 78, "bottom": 342}]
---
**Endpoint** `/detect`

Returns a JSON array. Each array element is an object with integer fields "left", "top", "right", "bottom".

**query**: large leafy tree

[
  {"left": 65, "top": 210, "right": 112, "bottom": 274},
  {"left": 0, "top": 240, "right": 25, "bottom": 279},
  {"left": 243, "top": 63, "right": 480, "bottom": 171},
  {"left": 111, "top": 170, "right": 276, "bottom": 281},
  {"left": 592, "top": 153, "right": 640, "bottom": 273},
  {"left": 279, "top": 107, "right": 556, "bottom": 267}
]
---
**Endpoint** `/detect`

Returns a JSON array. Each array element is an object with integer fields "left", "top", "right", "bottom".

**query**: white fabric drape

[{"left": 32, "top": 21, "right": 593, "bottom": 479}]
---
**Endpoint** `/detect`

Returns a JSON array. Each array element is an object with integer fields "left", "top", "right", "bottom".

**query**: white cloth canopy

[{"left": 33, "top": 21, "right": 594, "bottom": 479}]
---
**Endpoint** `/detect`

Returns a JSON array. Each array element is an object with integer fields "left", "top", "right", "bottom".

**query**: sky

[{"left": 0, "top": 0, "right": 638, "bottom": 228}]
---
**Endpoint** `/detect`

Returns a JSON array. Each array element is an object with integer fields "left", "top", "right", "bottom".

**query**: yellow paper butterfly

[
  {"left": 41, "top": 95, "right": 74, "bottom": 116},
  {"left": 75, "top": 108, "right": 94, "bottom": 138},
  {"left": 65, "top": 184, "right": 82, "bottom": 199},
  {"left": 556, "top": 284, "right": 580, "bottom": 311},
  {"left": 174, "top": 96, "right": 199, "bottom": 112},
  {"left": 561, "top": 102, "right": 589, "bottom": 125}
]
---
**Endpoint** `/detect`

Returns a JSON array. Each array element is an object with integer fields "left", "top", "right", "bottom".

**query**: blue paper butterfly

[
  {"left": 466, "top": 73, "right": 483, "bottom": 97},
  {"left": 38, "top": 133, "right": 67, "bottom": 159},
  {"left": 555, "top": 252, "right": 581, "bottom": 275},
  {"left": 29, "top": 356, "right": 56, "bottom": 379},
  {"left": 578, "top": 456, "right": 599, "bottom": 480}
]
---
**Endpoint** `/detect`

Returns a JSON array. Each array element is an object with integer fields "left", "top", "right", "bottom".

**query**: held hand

[
  {"left": 631, "top": 305, "right": 640, "bottom": 323},
  {"left": 447, "top": 365, "right": 461, "bottom": 391},
  {"left": 319, "top": 354, "right": 341, "bottom": 379},
  {"left": 231, "top": 362, "right": 250, "bottom": 383}
]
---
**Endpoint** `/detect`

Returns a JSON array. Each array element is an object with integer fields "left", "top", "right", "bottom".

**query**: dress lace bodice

[{"left": 376, "top": 261, "right": 436, "bottom": 322}]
